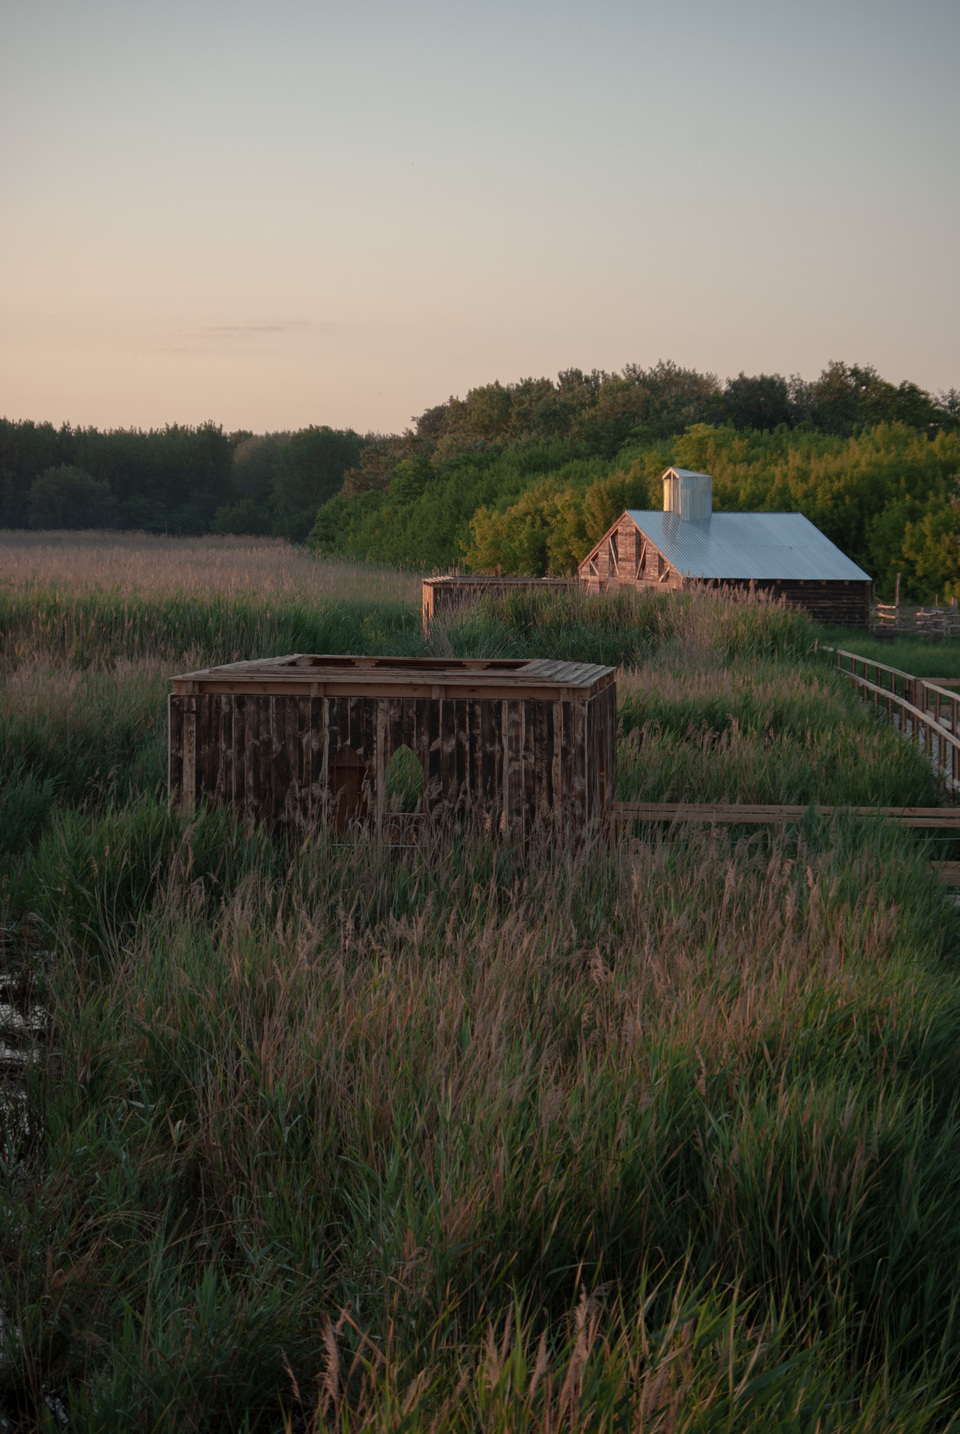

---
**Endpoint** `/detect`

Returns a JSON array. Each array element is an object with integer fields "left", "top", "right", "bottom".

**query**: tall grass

[
  {"left": 0, "top": 531, "right": 422, "bottom": 607},
  {"left": 2, "top": 545, "right": 959, "bottom": 1428},
  {"left": 433, "top": 583, "right": 817, "bottom": 668},
  {"left": 5, "top": 811, "right": 960, "bottom": 1429}
]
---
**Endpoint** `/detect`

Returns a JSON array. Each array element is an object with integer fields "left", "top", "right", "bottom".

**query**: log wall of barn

[{"left": 748, "top": 580, "right": 872, "bottom": 628}]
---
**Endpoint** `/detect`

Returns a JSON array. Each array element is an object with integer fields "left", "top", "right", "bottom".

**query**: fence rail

[
  {"left": 834, "top": 649, "right": 960, "bottom": 789},
  {"left": 611, "top": 801, "right": 960, "bottom": 884},
  {"left": 612, "top": 802, "right": 960, "bottom": 828}
]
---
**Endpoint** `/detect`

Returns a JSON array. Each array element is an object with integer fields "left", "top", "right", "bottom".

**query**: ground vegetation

[{"left": 2, "top": 538, "right": 960, "bottom": 1428}]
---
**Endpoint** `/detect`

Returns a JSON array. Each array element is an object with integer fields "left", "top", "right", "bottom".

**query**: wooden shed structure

[
  {"left": 422, "top": 575, "right": 574, "bottom": 632},
  {"left": 578, "top": 468, "right": 872, "bottom": 628},
  {"left": 169, "top": 653, "right": 616, "bottom": 840}
]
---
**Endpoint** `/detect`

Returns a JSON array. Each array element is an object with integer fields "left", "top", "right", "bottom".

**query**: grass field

[{"left": 3, "top": 535, "right": 960, "bottom": 1431}]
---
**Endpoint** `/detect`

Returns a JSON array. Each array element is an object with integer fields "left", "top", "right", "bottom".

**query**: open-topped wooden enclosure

[
  {"left": 422, "top": 576, "right": 574, "bottom": 632},
  {"left": 169, "top": 654, "right": 616, "bottom": 840}
]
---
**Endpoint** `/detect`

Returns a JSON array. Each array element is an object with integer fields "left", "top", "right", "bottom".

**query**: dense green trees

[
  {"left": 3, "top": 357, "right": 958, "bottom": 599},
  {"left": 308, "top": 362, "right": 960, "bottom": 600},
  {"left": 0, "top": 419, "right": 364, "bottom": 540},
  {"left": 27, "top": 466, "right": 114, "bottom": 529}
]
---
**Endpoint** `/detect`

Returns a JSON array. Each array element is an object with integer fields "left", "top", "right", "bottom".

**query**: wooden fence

[
  {"left": 610, "top": 649, "right": 960, "bottom": 887},
  {"left": 611, "top": 801, "right": 960, "bottom": 885},
  {"left": 833, "top": 648, "right": 960, "bottom": 790}
]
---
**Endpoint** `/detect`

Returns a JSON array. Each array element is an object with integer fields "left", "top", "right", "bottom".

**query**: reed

[{"left": 1, "top": 547, "right": 958, "bottom": 1429}]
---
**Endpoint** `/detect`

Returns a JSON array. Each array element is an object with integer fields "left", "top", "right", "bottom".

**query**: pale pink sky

[{"left": 2, "top": 0, "right": 957, "bottom": 434}]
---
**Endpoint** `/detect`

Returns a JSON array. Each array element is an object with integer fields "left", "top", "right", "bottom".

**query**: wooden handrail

[{"left": 613, "top": 802, "right": 960, "bottom": 827}]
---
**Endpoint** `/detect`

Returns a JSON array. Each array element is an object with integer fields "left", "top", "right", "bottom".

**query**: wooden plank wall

[
  {"left": 424, "top": 578, "right": 574, "bottom": 631},
  {"left": 580, "top": 515, "right": 684, "bottom": 594},
  {"left": 169, "top": 688, "right": 615, "bottom": 840},
  {"left": 578, "top": 519, "right": 871, "bottom": 625}
]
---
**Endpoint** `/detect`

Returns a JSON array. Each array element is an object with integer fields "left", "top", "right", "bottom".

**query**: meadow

[{"left": 3, "top": 534, "right": 960, "bottom": 1431}]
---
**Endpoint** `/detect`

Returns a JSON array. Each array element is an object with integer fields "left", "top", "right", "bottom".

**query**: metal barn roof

[{"left": 624, "top": 510, "right": 871, "bottom": 583}]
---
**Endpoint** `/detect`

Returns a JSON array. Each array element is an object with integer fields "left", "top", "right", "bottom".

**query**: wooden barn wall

[
  {"left": 576, "top": 520, "right": 871, "bottom": 625},
  {"left": 749, "top": 580, "right": 871, "bottom": 628},
  {"left": 169, "top": 688, "right": 614, "bottom": 839},
  {"left": 579, "top": 517, "right": 683, "bottom": 595}
]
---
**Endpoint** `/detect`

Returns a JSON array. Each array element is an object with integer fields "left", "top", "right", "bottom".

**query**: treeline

[
  {"left": 4, "top": 359, "right": 960, "bottom": 598},
  {"left": 0, "top": 420, "right": 365, "bottom": 540},
  {"left": 310, "top": 361, "right": 960, "bottom": 600}
]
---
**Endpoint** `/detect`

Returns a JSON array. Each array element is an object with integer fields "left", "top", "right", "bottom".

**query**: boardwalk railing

[
  {"left": 834, "top": 649, "right": 960, "bottom": 790},
  {"left": 611, "top": 801, "right": 960, "bottom": 884}
]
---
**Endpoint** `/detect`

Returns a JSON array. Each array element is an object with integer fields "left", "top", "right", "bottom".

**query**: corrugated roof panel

[{"left": 625, "top": 510, "right": 872, "bottom": 582}]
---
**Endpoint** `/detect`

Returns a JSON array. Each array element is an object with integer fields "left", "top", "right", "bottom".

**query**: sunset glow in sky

[{"left": 2, "top": 0, "right": 958, "bottom": 433}]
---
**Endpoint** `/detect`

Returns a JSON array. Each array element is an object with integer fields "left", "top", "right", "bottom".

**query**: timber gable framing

[{"left": 577, "top": 510, "right": 872, "bottom": 626}]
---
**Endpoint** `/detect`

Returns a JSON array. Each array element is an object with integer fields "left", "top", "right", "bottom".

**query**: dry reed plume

[{"left": 0, "top": 530, "right": 421, "bottom": 605}]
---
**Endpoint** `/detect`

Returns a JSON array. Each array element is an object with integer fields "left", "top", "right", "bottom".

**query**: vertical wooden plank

[
  {"left": 218, "top": 695, "right": 233, "bottom": 807},
  {"left": 454, "top": 699, "right": 469, "bottom": 814},
  {"left": 298, "top": 695, "right": 312, "bottom": 825},
  {"left": 532, "top": 699, "right": 552, "bottom": 827},
  {"left": 426, "top": 696, "right": 442, "bottom": 816},
  {"left": 195, "top": 695, "right": 211, "bottom": 804},
  {"left": 181, "top": 695, "right": 197, "bottom": 813},
  {"left": 470, "top": 700, "right": 484, "bottom": 816},
  {"left": 521, "top": 699, "right": 536, "bottom": 833},
  {"left": 480, "top": 698, "right": 499, "bottom": 812},
  {"left": 233, "top": 696, "right": 246, "bottom": 810},
  {"left": 243, "top": 693, "right": 258, "bottom": 831},
  {"left": 168, "top": 694, "right": 183, "bottom": 808},
  {"left": 318, "top": 696, "right": 331, "bottom": 828},
  {"left": 552, "top": 700, "right": 564, "bottom": 837},
  {"left": 203, "top": 694, "right": 221, "bottom": 802},
  {"left": 561, "top": 699, "right": 587, "bottom": 838},
  {"left": 283, "top": 696, "right": 299, "bottom": 831},
  {"left": 258, "top": 695, "right": 274, "bottom": 831},
  {"left": 375, "top": 699, "right": 388, "bottom": 833},
  {"left": 503, "top": 699, "right": 521, "bottom": 836}
]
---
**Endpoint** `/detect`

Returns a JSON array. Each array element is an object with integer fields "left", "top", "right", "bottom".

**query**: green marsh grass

[{"left": 2, "top": 540, "right": 960, "bottom": 1429}]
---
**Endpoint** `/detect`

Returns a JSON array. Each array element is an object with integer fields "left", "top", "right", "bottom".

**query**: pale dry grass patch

[
  {"left": 0, "top": 530, "right": 420, "bottom": 605},
  {"left": 0, "top": 653, "right": 172, "bottom": 712}
]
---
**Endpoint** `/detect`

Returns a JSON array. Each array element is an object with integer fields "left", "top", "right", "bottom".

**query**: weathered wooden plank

[
  {"left": 255, "top": 696, "right": 272, "bottom": 828},
  {"left": 454, "top": 699, "right": 469, "bottom": 812},
  {"left": 521, "top": 700, "right": 536, "bottom": 832},
  {"left": 217, "top": 695, "right": 232, "bottom": 807},
  {"left": 196, "top": 693, "right": 211, "bottom": 798},
  {"left": 232, "top": 696, "right": 246, "bottom": 809},
  {"left": 503, "top": 699, "right": 522, "bottom": 835},
  {"left": 296, "top": 695, "right": 311, "bottom": 823},
  {"left": 531, "top": 699, "right": 551, "bottom": 822},
  {"left": 480, "top": 698, "right": 498, "bottom": 808},
  {"left": 613, "top": 801, "right": 960, "bottom": 827},
  {"left": 168, "top": 694, "right": 183, "bottom": 808},
  {"left": 181, "top": 695, "right": 197, "bottom": 813},
  {"left": 283, "top": 695, "right": 300, "bottom": 830}
]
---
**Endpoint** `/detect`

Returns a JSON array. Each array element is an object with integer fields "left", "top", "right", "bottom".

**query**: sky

[{"left": 1, "top": 0, "right": 958, "bottom": 435}]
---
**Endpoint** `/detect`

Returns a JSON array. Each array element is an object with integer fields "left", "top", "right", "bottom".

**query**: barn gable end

[{"left": 576, "top": 470, "right": 872, "bottom": 627}]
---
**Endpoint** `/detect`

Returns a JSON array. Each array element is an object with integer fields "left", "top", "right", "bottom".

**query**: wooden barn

[
  {"left": 169, "top": 653, "right": 616, "bottom": 840},
  {"left": 578, "top": 468, "right": 872, "bottom": 628},
  {"left": 422, "top": 575, "right": 573, "bottom": 632}
]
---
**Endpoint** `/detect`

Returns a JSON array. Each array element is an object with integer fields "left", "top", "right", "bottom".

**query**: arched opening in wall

[
  {"left": 384, "top": 744, "right": 424, "bottom": 814},
  {"left": 328, "top": 745, "right": 367, "bottom": 834},
  {"left": 384, "top": 743, "right": 425, "bottom": 844}
]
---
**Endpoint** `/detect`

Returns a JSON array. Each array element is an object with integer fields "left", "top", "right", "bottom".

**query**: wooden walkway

[
  {"left": 612, "top": 802, "right": 960, "bottom": 886},
  {"left": 834, "top": 649, "right": 960, "bottom": 792},
  {"left": 613, "top": 650, "right": 960, "bottom": 888}
]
